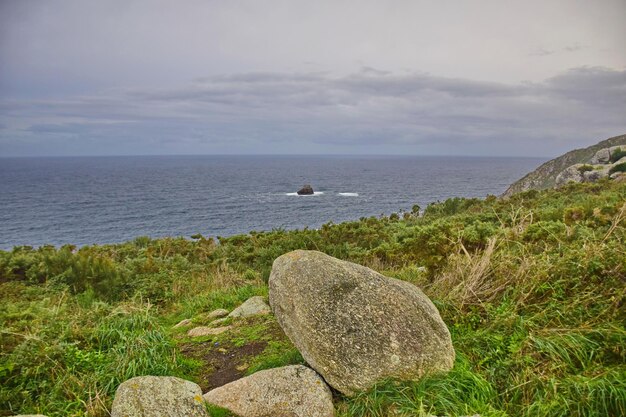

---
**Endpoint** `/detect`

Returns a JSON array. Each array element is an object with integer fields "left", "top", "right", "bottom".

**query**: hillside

[
  {"left": 502, "top": 133, "right": 626, "bottom": 197},
  {"left": 1, "top": 181, "right": 625, "bottom": 416}
]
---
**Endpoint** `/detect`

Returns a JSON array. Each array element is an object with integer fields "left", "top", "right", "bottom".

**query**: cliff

[{"left": 502, "top": 133, "right": 626, "bottom": 197}]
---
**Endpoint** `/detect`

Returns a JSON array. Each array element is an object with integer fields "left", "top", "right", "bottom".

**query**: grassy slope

[
  {"left": 502, "top": 133, "right": 626, "bottom": 197},
  {"left": 1, "top": 180, "right": 625, "bottom": 417}
]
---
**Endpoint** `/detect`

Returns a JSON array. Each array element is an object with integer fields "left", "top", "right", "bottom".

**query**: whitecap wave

[{"left": 338, "top": 192, "right": 359, "bottom": 196}]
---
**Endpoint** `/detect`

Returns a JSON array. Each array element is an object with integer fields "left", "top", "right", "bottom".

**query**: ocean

[{"left": 0, "top": 155, "right": 543, "bottom": 250}]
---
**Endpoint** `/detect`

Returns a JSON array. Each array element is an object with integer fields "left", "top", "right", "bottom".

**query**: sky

[{"left": 0, "top": 0, "right": 625, "bottom": 157}]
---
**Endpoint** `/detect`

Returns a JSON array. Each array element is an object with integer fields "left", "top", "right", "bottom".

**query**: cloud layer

[{"left": 1, "top": 67, "right": 624, "bottom": 156}]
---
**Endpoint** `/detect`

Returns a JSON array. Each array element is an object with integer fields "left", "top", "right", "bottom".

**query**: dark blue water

[{"left": 0, "top": 155, "right": 543, "bottom": 250}]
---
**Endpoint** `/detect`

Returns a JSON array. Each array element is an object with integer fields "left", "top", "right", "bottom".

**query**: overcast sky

[{"left": 1, "top": 0, "right": 624, "bottom": 157}]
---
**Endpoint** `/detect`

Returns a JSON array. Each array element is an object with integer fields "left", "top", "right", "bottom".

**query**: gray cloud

[{"left": 1, "top": 67, "right": 624, "bottom": 157}]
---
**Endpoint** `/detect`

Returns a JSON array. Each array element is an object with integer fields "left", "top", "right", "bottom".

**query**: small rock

[
  {"left": 10, "top": 415, "right": 48, "bottom": 417},
  {"left": 203, "top": 365, "right": 334, "bottom": 417},
  {"left": 208, "top": 308, "right": 229, "bottom": 319},
  {"left": 297, "top": 184, "right": 314, "bottom": 195},
  {"left": 228, "top": 296, "right": 271, "bottom": 318},
  {"left": 173, "top": 318, "right": 192, "bottom": 328},
  {"left": 111, "top": 376, "right": 208, "bottom": 417},
  {"left": 187, "top": 325, "right": 232, "bottom": 337},
  {"left": 210, "top": 317, "right": 229, "bottom": 326}
]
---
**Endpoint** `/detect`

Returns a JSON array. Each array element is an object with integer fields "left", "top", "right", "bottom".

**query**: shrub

[
  {"left": 609, "top": 162, "right": 626, "bottom": 175},
  {"left": 609, "top": 147, "right": 626, "bottom": 163}
]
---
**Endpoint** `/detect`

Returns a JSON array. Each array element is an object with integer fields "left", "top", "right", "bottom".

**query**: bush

[
  {"left": 609, "top": 147, "right": 626, "bottom": 163},
  {"left": 609, "top": 162, "right": 626, "bottom": 175}
]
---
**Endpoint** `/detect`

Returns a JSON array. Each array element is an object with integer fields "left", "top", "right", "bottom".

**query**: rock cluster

[
  {"left": 111, "top": 251, "right": 455, "bottom": 416},
  {"left": 555, "top": 145, "right": 626, "bottom": 187}
]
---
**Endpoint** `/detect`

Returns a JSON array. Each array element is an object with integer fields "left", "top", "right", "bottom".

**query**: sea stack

[{"left": 297, "top": 184, "right": 314, "bottom": 195}]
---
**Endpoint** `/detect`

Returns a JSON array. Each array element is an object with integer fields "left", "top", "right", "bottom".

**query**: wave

[
  {"left": 285, "top": 191, "right": 325, "bottom": 196},
  {"left": 338, "top": 192, "right": 359, "bottom": 196}
]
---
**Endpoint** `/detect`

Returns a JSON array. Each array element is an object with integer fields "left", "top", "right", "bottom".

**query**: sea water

[{"left": 0, "top": 155, "right": 544, "bottom": 250}]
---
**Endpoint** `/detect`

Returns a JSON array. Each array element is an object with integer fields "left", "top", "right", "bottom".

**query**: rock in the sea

[
  {"left": 203, "top": 365, "right": 334, "bottom": 417},
  {"left": 228, "top": 296, "right": 271, "bottom": 318},
  {"left": 111, "top": 376, "right": 208, "bottom": 417},
  {"left": 187, "top": 325, "right": 232, "bottom": 337},
  {"left": 207, "top": 308, "right": 230, "bottom": 319},
  {"left": 297, "top": 184, "right": 314, "bottom": 195},
  {"left": 269, "top": 250, "right": 455, "bottom": 396}
]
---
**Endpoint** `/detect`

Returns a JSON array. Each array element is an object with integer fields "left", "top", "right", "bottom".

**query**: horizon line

[{"left": 0, "top": 153, "right": 548, "bottom": 159}]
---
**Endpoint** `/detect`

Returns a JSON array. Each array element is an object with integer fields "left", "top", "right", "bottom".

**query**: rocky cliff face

[{"left": 502, "top": 134, "right": 626, "bottom": 197}]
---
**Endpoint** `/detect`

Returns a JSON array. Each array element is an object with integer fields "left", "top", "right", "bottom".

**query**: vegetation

[
  {"left": 610, "top": 147, "right": 626, "bottom": 163},
  {"left": 577, "top": 164, "right": 594, "bottom": 173},
  {"left": 1, "top": 180, "right": 625, "bottom": 416},
  {"left": 609, "top": 162, "right": 626, "bottom": 176}
]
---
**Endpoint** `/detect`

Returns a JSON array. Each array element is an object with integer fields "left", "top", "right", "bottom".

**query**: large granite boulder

[
  {"left": 269, "top": 250, "right": 455, "bottom": 396},
  {"left": 297, "top": 184, "right": 314, "bottom": 195},
  {"left": 203, "top": 365, "right": 334, "bottom": 417},
  {"left": 111, "top": 376, "right": 208, "bottom": 417}
]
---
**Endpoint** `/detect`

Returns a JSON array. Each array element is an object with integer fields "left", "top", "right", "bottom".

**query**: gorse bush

[
  {"left": 609, "top": 147, "right": 626, "bottom": 163},
  {"left": 1, "top": 180, "right": 625, "bottom": 416}
]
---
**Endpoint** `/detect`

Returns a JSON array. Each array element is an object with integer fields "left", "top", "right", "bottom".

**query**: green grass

[{"left": 1, "top": 180, "right": 625, "bottom": 416}]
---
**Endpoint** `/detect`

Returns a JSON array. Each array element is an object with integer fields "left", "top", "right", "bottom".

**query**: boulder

[
  {"left": 555, "top": 164, "right": 585, "bottom": 186},
  {"left": 269, "top": 250, "right": 455, "bottom": 396},
  {"left": 297, "top": 184, "right": 314, "bottom": 195},
  {"left": 591, "top": 147, "right": 611, "bottom": 164},
  {"left": 228, "top": 296, "right": 271, "bottom": 318},
  {"left": 111, "top": 376, "right": 208, "bottom": 417},
  {"left": 203, "top": 365, "right": 334, "bottom": 417},
  {"left": 187, "top": 325, "right": 232, "bottom": 337},
  {"left": 207, "top": 308, "right": 230, "bottom": 319},
  {"left": 582, "top": 166, "right": 610, "bottom": 182}
]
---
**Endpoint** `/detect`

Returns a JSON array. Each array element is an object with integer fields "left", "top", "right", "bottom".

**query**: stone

[
  {"left": 207, "top": 308, "right": 229, "bottom": 319},
  {"left": 187, "top": 325, "right": 232, "bottom": 337},
  {"left": 203, "top": 365, "right": 334, "bottom": 417},
  {"left": 591, "top": 147, "right": 611, "bottom": 164},
  {"left": 227, "top": 296, "right": 271, "bottom": 318},
  {"left": 582, "top": 166, "right": 610, "bottom": 182},
  {"left": 269, "top": 250, "right": 455, "bottom": 396},
  {"left": 555, "top": 164, "right": 585, "bottom": 187},
  {"left": 111, "top": 376, "right": 208, "bottom": 417},
  {"left": 297, "top": 184, "right": 314, "bottom": 195},
  {"left": 209, "top": 317, "right": 229, "bottom": 326},
  {"left": 173, "top": 318, "right": 192, "bottom": 328}
]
